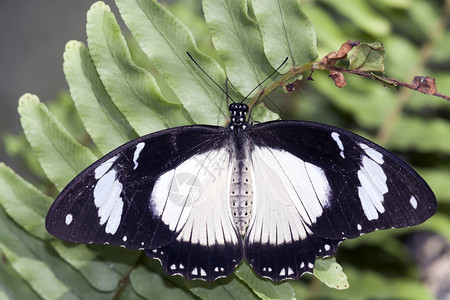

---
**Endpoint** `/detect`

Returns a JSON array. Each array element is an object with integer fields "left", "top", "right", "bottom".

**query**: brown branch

[
  {"left": 248, "top": 38, "right": 450, "bottom": 115},
  {"left": 312, "top": 64, "right": 450, "bottom": 102}
]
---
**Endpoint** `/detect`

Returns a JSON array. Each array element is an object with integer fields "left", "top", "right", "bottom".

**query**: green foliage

[
  {"left": 0, "top": 163, "right": 51, "bottom": 240},
  {"left": 18, "top": 94, "right": 97, "bottom": 190},
  {"left": 63, "top": 40, "right": 139, "bottom": 153},
  {"left": 86, "top": 3, "right": 192, "bottom": 137},
  {"left": 203, "top": 0, "right": 274, "bottom": 97},
  {"left": 117, "top": 0, "right": 230, "bottom": 125},
  {"left": 253, "top": 0, "right": 317, "bottom": 72},
  {"left": 234, "top": 263, "right": 296, "bottom": 299},
  {"left": 348, "top": 42, "right": 385, "bottom": 72},
  {"left": 313, "top": 258, "right": 348, "bottom": 290},
  {"left": 1, "top": 0, "right": 449, "bottom": 299}
]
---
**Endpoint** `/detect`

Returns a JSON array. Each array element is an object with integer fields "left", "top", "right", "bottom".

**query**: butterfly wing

[
  {"left": 145, "top": 146, "right": 243, "bottom": 280},
  {"left": 245, "top": 120, "right": 436, "bottom": 281},
  {"left": 245, "top": 144, "right": 341, "bottom": 281},
  {"left": 46, "top": 125, "right": 242, "bottom": 280}
]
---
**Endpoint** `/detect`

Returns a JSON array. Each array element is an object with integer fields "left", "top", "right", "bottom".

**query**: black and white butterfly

[{"left": 46, "top": 97, "right": 436, "bottom": 281}]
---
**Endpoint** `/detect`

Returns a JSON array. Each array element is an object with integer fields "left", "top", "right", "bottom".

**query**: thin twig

[{"left": 311, "top": 64, "right": 450, "bottom": 102}]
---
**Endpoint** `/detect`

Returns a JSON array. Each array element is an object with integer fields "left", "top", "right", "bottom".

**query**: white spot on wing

[
  {"left": 358, "top": 184, "right": 379, "bottom": 220},
  {"left": 357, "top": 148, "right": 388, "bottom": 221},
  {"left": 359, "top": 143, "right": 384, "bottom": 164},
  {"left": 357, "top": 224, "right": 362, "bottom": 230},
  {"left": 65, "top": 214, "right": 73, "bottom": 225},
  {"left": 133, "top": 142, "right": 145, "bottom": 170},
  {"left": 308, "top": 263, "right": 314, "bottom": 269},
  {"left": 94, "top": 171, "right": 115, "bottom": 208},
  {"left": 94, "top": 156, "right": 118, "bottom": 179},
  {"left": 122, "top": 236, "right": 127, "bottom": 242},
  {"left": 331, "top": 132, "right": 345, "bottom": 158},
  {"left": 279, "top": 268, "right": 286, "bottom": 276},
  {"left": 410, "top": 196, "right": 418, "bottom": 209},
  {"left": 324, "top": 244, "right": 330, "bottom": 251},
  {"left": 105, "top": 198, "right": 123, "bottom": 234},
  {"left": 93, "top": 167, "right": 123, "bottom": 235}
]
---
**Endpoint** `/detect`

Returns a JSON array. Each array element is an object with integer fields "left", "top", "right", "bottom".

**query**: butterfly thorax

[{"left": 228, "top": 103, "right": 254, "bottom": 235}]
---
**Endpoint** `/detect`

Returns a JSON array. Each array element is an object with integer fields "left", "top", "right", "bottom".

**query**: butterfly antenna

[
  {"left": 225, "top": 78, "right": 231, "bottom": 105},
  {"left": 241, "top": 57, "right": 289, "bottom": 103},
  {"left": 187, "top": 52, "right": 236, "bottom": 103}
]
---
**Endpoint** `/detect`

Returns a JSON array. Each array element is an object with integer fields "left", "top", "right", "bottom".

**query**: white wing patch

[
  {"left": 331, "top": 132, "right": 345, "bottom": 158},
  {"left": 133, "top": 142, "right": 145, "bottom": 170},
  {"left": 94, "top": 156, "right": 118, "bottom": 179},
  {"left": 279, "top": 267, "right": 294, "bottom": 276},
  {"left": 93, "top": 156, "right": 123, "bottom": 235},
  {"left": 151, "top": 148, "right": 239, "bottom": 247},
  {"left": 410, "top": 196, "right": 418, "bottom": 209},
  {"left": 65, "top": 214, "right": 73, "bottom": 225},
  {"left": 357, "top": 143, "right": 387, "bottom": 220},
  {"left": 247, "top": 147, "right": 331, "bottom": 245},
  {"left": 360, "top": 143, "right": 384, "bottom": 164}
]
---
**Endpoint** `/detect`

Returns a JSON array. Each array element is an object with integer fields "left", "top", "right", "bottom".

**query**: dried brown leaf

[
  {"left": 320, "top": 40, "right": 360, "bottom": 65},
  {"left": 412, "top": 76, "right": 437, "bottom": 95},
  {"left": 329, "top": 70, "right": 346, "bottom": 88}
]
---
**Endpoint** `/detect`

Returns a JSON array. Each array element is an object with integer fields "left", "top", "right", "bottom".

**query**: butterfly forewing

[
  {"left": 46, "top": 125, "right": 233, "bottom": 249},
  {"left": 249, "top": 121, "right": 437, "bottom": 241}
]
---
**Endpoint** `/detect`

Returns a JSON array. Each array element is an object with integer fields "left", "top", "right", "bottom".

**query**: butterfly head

[{"left": 229, "top": 103, "right": 249, "bottom": 129}]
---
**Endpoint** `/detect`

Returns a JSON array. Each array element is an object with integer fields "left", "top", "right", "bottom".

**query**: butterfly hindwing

[{"left": 249, "top": 121, "right": 437, "bottom": 241}]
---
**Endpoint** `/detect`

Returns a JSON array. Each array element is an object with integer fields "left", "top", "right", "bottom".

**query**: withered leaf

[
  {"left": 349, "top": 42, "right": 385, "bottom": 72},
  {"left": 411, "top": 76, "right": 437, "bottom": 95},
  {"left": 329, "top": 70, "right": 346, "bottom": 88},
  {"left": 320, "top": 40, "right": 360, "bottom": 66}
]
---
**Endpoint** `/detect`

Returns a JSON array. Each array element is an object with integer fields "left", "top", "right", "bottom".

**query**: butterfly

[{"left": 46, "top": 57, "right": 437, "bottom": 282}]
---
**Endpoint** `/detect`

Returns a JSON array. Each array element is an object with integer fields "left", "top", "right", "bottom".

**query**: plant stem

[{"left": 248, "top": 63, "right": 313, "bottom": 109}]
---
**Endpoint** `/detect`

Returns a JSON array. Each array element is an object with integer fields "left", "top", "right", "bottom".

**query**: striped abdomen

[{"left": 230, "top": 159, "right": 253, "bottom": 235}]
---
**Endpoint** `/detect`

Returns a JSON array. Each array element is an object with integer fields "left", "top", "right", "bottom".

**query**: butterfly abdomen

[{"left": 230, "top": 159, "right": 254, "bottom": 235}]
